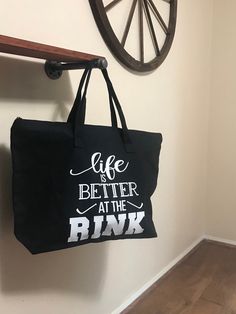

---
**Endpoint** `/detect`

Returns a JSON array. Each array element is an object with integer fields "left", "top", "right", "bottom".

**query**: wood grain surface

[
  {"left": 123, "top": 240, "right": 236, "bottom": 314},
  {"left": 0, "top": 34, "right": 101, "bottom": 62}
]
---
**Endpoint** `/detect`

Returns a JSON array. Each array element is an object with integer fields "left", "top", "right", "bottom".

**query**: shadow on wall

[
  {"left": 0, "top": 55, "right": 107, "bottom": 296},
  {"left": 0, "top": 55, "right": 74, "bottom": 102},
  {"left": 0, "top": 55, "right": 75, "bottom": 121}
]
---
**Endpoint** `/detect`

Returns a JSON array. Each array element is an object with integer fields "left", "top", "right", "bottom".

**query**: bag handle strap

[
  {"left": 101, "top": 69, "right": 132, "bottom": 150},
  {"left": 67, "top": 67, "right": 90, "bottom": 124},
  {"left": 67, "top": 68, "right": 118, "bottom": 128},
  {"left": 74, "top": 68, "right": 133, "bottom": 152}
]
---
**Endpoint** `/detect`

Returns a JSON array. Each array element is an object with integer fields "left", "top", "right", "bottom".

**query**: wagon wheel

[{"left": 89, "top": 0, "right": 177, "bottom": 72}]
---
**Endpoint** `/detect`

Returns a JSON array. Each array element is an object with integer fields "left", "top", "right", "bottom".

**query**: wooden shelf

[{"left": 0, "top": 34, "right": 102, "bottom": 62}]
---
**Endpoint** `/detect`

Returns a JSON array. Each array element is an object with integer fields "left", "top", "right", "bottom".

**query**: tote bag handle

[
  {"left": 67, "top": 68, "right": 89, "bottom": 124},
  {"left": 67, "top": 68, "right": 118, "bottom": 128},
  {"left": 73, "top": 68, "right": 133, "bottom": 152}
]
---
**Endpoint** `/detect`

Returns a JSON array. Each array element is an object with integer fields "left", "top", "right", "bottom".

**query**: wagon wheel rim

[{"left": 90, "top": 0, "right": 177, "bottom": 72}]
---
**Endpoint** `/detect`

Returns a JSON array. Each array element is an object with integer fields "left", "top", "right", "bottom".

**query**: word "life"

[
  {"left": 70, "top": 152, "right": 129, "bottom": 180},
  {"left": 68, "top": 211, "right": 145, "bottom": 242}
]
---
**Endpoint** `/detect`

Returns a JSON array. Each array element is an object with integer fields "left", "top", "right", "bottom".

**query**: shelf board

[{"left": 0, "top": 34, "right": 102, "bottom": 62}]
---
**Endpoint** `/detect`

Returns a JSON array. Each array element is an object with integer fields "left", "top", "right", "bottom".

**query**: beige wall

[
  {"left": 0, "top": 1, "right": 213, "bottom": 314},
  {"left": 206, "top": 0, "right": 236, "bottom": 240}
]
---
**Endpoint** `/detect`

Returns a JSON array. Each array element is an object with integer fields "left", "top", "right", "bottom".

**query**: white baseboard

[
  {"left": 111, "top": 235, "right": 205, "bottom": 314},
  {"left": 205, "top": 234, "right": 236, "bottom": 246}
]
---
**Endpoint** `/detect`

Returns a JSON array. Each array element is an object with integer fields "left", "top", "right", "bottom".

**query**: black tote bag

[{"left": 11, "top": 68, "right": 162, "bottom": 254}]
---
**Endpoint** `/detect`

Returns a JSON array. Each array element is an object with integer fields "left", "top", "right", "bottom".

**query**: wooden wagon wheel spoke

[
  {"left": 105, "top": 0, "right": 124, "bottom": 12},
  {"left": 147, "top": 0, "right": 168, "bottom": 34},
  {"left": 143, "top": 0, "right": 160, "bottom": 56},
  {"left": 89, "top": 0, "right": 177, "bottom": 72},
  {"left": 139, "top": 0, "right": 144, "bottom": 63},
  {"left": 121, "top": 0, "right": 137, "bottom": 47}
]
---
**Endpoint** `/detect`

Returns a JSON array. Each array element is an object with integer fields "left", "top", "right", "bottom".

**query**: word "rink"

[{"left": 68, "top": 211, "right": 145, "bottom": 242}]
